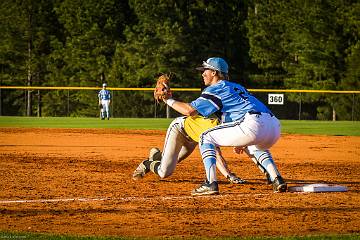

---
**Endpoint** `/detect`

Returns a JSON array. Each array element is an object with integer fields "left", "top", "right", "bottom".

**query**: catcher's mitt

[{"left": 154, "top": 74, "right": 172, "bottom": 103}]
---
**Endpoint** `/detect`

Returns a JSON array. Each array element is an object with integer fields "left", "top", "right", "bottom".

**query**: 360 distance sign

[{"left": 268, "top": 94, "right": 284, "bottom": 105}]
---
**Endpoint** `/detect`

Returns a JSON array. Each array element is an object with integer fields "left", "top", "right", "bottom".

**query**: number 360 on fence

[{"left": 268, "top": 94, "right": 284, "bottom": 105}]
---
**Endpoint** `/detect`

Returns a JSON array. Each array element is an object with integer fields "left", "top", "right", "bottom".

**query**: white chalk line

[{"left": 0, "top": 193, "right": 269, "bottom": 204}]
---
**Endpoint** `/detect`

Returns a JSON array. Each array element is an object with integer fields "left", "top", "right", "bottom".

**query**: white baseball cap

[
  {"left": 196, "top": 57, "right": 229, "bottom": 74},
  {"left": 102, "top": 83, "right": 107, "bottom": 87}
]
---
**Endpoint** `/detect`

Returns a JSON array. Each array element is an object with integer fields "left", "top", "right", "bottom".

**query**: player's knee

[
  {"left": 157, "top": 169, "right": 172, "bottom": 179},
  {"left": 170, "top": 117, "right": 186, "bottom": 129},
  {"left": 199, "top": 131, "right": 212, "bottom": 145},
  {"left": 157, "top": 162, "right": 177, "bottom": 178}
]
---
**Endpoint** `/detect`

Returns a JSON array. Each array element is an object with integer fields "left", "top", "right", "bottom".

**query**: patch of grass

[
  {"left": 0, "top": 117, "right": 359, "bottom": 136},
  {"left": 280, "top": 120, "right": 360, "bottom": 136},
  {"left": 0, "top": 116, "right": 173, "bottom": 130}
]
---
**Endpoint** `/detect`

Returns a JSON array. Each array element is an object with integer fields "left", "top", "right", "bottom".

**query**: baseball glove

[
  {"left": 99, "top": 103, "right": 103, "bottom": 109},
  {"left": 154, "top": 74, "right": 172, "bottom": 103}
]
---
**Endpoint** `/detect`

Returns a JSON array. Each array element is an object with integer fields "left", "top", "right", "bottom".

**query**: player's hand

[{"left": 162, "top": 91, "right": 171, "bottom": 102}]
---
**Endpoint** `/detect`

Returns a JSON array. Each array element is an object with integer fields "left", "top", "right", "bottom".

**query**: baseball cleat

[
  {"left": 272, "top": 176, "right": 287, "bottom": 193},
  {"left": 149, "top": 147, "right": 161, "bottom": 161},
  {"left": 191, "top": 181, "right": 219, "bottom": 196},
  {"left": 132, "top": 160, "right": 150, "bottom": 180},
  {"left": 227, "top": 173, "right": 246, "bottom": 184}
]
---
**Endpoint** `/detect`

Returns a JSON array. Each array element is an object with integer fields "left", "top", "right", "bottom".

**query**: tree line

[{"left": 0, "top": 0, "right": 359, "bottom": 119}]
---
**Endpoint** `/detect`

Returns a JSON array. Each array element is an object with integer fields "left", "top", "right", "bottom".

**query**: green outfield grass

[
  {"left": 0, "top": 116, "right": 173, "bottom": 130},
  {"left": 279, "top": 120, "right": 360, "bottom": 136},
  {"left": 0, "top": 116, "right": 359, "bottom": 136}
]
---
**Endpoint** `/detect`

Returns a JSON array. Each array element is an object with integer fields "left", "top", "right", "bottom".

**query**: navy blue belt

[{"left": 248, "top": 111, "right": 274, "bottom": 117}]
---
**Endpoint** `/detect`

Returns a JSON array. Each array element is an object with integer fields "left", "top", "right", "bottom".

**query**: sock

[
  {"left": 253, "top": 150, "right": 281, "bottom": 182},
  {"left": 150, "top": 161, "right": 161, "bottom": 175},
  {"left": 142, "top": 160, "right": 151, "bottom": 174},
  {"left": 200, "top": 143, "right": 217, "bottom": 183},
  {"left": 245, "top": 148, "right": 271, "bottom": 182}
]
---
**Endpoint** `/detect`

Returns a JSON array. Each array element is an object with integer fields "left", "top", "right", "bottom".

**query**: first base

[{"left": 288, "top": 183, "right": 348, "bottom": 193}]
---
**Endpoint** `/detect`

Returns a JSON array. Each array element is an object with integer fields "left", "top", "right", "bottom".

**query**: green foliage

[
  {"left": 109, "top": 0, "right": 250, "bottom": 88},
  {"left": 342, "top": 42, "right": 360, "bottom": 90},
  {"left": 0, "top": 0, "right": 60, "bottom": 116},
  {"left": 246, "top": 0, "right": 359, "bottom": 120},
  {"left": 246, "top": 0, "right": 348, "bottom": 88},
  {"left": 110, "top": 0, "right": 188, "bottom": 87},
  {"left": 48, "top": 0, "right": 130, "bottom": 86},
  {"left": 0, "top": 0, "right": 358, "bottom": 120}
]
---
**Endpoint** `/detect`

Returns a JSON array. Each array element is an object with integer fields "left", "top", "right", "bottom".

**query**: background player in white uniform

[
  {"left": 162, "top": 57, "right": 287, "bottom": 195},
  {"left": 132, "top": 115, "right": 245, "bottom": 184},
  {"left": 98, "top": 83, "right": 111, "bottom": 120}
]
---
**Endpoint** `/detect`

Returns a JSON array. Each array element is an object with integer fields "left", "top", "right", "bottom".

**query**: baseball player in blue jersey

[
  {"left": 162, "top": 57, "right": 287, "bottom": 195},
  {"left": 98, "top": 83, "right": 111, "bottom": 120},
  {"left": 132, "top": 115, "right": 245, "bottom": 184}
]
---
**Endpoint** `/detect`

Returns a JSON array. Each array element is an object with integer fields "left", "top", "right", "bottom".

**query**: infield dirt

[{"left": 0, "top": 128, "right": 359, "bottom": 238}]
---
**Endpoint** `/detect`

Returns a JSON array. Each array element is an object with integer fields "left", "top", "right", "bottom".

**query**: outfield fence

[{"left": 0, "top": 86, "right": 359, "bottom": 121}]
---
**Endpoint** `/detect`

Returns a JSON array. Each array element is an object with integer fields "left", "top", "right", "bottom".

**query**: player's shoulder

[
  {"left": 225, "top": 80, "right": 248, "bottom": 91},
  {"left": 205, "top": 80, "right": 233, "bottom": 93},
  {"left": 205, "top": 80, "right": 224, "bottom": 91},
  {"left": 213, "top": 80, "right": 238, "bottom": 88}
]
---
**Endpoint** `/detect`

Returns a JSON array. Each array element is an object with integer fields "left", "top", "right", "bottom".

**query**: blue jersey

[
  {"left": 190, "top": 80, "right": 272, "bottom": 123},
  {"left": 98, "top": 89, "right": 111, "bottom": 100}
]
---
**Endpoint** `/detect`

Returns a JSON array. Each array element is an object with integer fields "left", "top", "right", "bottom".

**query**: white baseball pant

[
  {"left": 200, "top": 112, "right": 281, "bottom": 183},
  {"left": 100, "top": 99, "right": 110, "bottom": 118}
]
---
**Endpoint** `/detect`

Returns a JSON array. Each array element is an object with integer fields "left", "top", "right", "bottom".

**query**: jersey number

[{"left": 234, "top": 87, "right": 249, "bottom": 101}]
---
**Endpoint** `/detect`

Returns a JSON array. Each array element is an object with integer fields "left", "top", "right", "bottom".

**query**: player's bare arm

[{"left": 163, "top": 98, "right": 198, "bottom": 116}]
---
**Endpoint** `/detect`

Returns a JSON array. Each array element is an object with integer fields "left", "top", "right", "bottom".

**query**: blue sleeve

[{"left": 190, "top": 91, "right": 222, "bottom": 117}]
